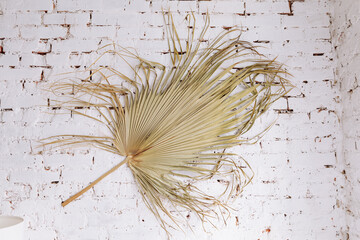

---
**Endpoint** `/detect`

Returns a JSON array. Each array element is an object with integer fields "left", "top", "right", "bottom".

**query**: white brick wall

[
  {"left": 0, "top": 0, "right": 354, "bottom": 239},
  {"left": 331, "top": 0, "right": 360, "bottom": 239}
]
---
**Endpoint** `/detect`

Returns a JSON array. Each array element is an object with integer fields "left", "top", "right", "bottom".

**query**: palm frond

[{"left": 42, "top": 12, "right": 292, "bottom": 234}]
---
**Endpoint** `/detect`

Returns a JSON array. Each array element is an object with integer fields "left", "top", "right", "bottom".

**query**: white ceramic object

[{"left": 0, "top": 216, "right": 24, "bottom": 240}]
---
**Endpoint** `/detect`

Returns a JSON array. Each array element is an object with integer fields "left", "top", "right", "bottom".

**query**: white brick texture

[
  {"left": 0, "top": 0, "right": 356, "bottom": 239},
  {"left": 331, "top": 0, "right": 360, "bottom": 239}
]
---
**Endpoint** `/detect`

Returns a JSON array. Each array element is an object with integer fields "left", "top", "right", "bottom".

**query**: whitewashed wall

[
  {"left": 331, "top": 0, "right": 360, "bottom": 239},
  {"left": 0, "top": 0, "right": 350, "bottom": 239}
]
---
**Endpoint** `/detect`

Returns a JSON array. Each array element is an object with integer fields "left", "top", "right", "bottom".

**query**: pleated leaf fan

[{"left": 43, "top": 13, "right": 292, "bottom": 233}]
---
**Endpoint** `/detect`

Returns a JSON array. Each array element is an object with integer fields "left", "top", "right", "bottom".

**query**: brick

[
  {"left": 2, "top": 39, "right": 49, "bottom": 54},
  {"left": 92, "top": 12, "right": 144, "bottom": 28},
  {"left": 51, "top": 39, "right": 99, "bottom": 53},
  {"left": 15, "top": 13, "right": 42, "bottom": 25},
  {"left": 209, "top": 1, "right": 245, "bottom": 14},
  {"left": 236, "top": 15, "right": 282, "bottom": 27},
  {"left": 69, "top": 25, "right": 117, "bottom": 39},
  {"left": 43, "top": 13, "right": 66, "bottom": 25},
  {"left": 20, "top": 53, "right": 47, "bottom": 66},
  {"left": 3, "top": 0, "right": 53, "bottom": 12},
  {"left": 0, "top": 25, "right": 19, "bottom": 38},
  {"left": 0, "top": 14, "right": 16, "bottom": 27},
  {"left": 65, "top": 13, "right": 90, "bottom": 25},
  {"left": 305, "top": 27, "right": 331, "bottom": 40},
  {"left": 57, "top": 0, "right": 103, "bottom": 12},
  {"left": 293, "top": 1, "right": 331, "bottom": 14},
  {"left": 0, "top": 54, "right": 19, "bottom": 66},
  {"left": 281, "top": 14, "right": 331, "bottom": 28},
  {"left": 20, "top": 25, "right": 68, "bottom": 39},
  {"left": 246, "top": 2, "right": 290, "bottom": 14}
]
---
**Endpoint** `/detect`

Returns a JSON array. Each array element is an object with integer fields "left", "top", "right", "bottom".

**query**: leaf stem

[{"left": 61, "top": 157, "right": 128, "bottom": 207}]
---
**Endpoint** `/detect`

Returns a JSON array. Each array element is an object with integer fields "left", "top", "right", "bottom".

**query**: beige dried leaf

[{"left": 42, "top": 12, "right": 292, "bottom": 235}]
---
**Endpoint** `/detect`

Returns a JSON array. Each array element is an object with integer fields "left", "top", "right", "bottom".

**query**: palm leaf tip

[{"left": 43, "top": 11, "right": 292, "bottom": 234}]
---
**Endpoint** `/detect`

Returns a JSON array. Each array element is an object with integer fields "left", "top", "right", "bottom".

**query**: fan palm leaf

[{"left": 42, "top": 12, "right": 292, "bottom": 234}]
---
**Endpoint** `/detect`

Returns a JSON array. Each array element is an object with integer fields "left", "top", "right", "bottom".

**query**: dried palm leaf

[{"left": 42, "top": 12, "right": 292, "bottom": 234}]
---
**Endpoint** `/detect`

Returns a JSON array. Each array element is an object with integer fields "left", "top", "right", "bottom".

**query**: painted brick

[
  {"left": 331, "top": 0, "right": 360, "bottom": 239},
  {"left": 51, "top": 39, "right": 99, "bottom": 53},
  {"left": 43, "top": 13, "right": 66, "bottom": 25},
  {"left": 1, "top": 39, "right": 49, "bottom": 54},
  {"left": 0, "top": 25, "right": 19, "bottom": 38},
  {"left": 2, "top": 0, "right": 53, "bottom": 12},
  {"left": 57, "top": 0, "right": 102, "bottom": 12},
  {"left": 246, "top": 2, "right": 290, "bottom": 14},
  {"left": 69, "top": 25, "right": 118, "bottom": 39},
  {"left": 0, "top": 54, "right": 19, "bottom": 66},
  {"left": 0, "top": 14, "right": 16, "bottom": 26},
  {"left": 65, "top": 13, "right": 90, "bottom": 25},
  {"left": 15, "top": 13, "right": 42, "bottom": 25},
  {"left": 0, "top": 1, "right": 356, "bottom": 240},
  {"left": 203, "top": 1, "right": 245, "bottom": 14},
  {"left": 20, "top": 26, "right": 68, "bottom": 39},
  {"left": 92, "top": 12, "right": 144, "bottom": 28}
]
